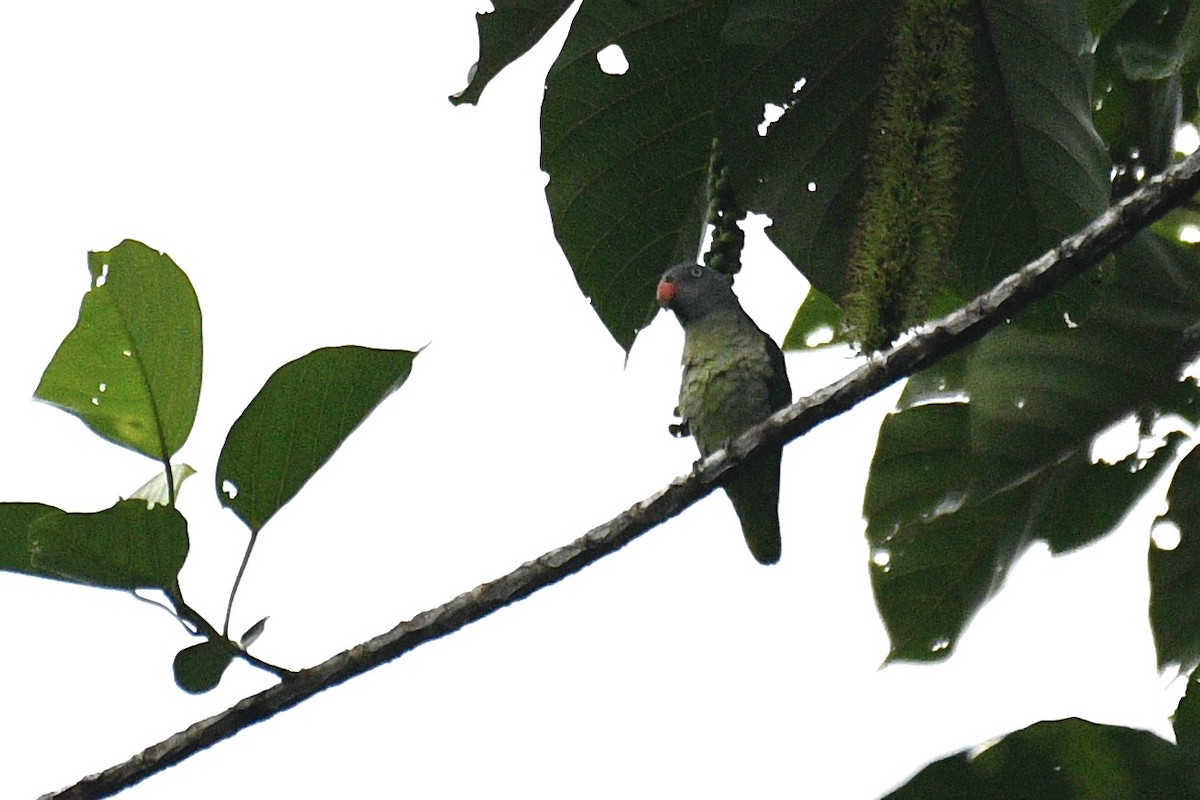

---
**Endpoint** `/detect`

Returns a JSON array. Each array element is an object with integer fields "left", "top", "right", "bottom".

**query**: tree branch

[{"left": 43, "top": 150, "right": 1200, "bottom": 799}]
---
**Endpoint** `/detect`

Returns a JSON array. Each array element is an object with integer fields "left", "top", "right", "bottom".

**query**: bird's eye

[{"left": 690, "top": 266, "right": 703, "bottom": 278}]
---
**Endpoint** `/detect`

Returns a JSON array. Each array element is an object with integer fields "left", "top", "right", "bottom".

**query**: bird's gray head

[{"left": 655, "top": 262, "right": 740, "bottom": 325}]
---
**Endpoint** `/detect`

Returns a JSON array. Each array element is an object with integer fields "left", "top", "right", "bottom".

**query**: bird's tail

[{"left": 723, "top": 447, "right": 783, "bottom": 565}]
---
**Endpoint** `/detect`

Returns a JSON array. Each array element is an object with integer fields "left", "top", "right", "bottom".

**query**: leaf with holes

[
  {"left": 718, "top": 0, "right": 1108, "bottom": 325},
  {"left": 542, "top": 0, "right": 726, "bottom": 351},
  {"left": 866, "top": 234, "right": 1200, "bottom": 662},
  {"left": 34, "top": 240, "right": 202, "bottom": 460},
  {"left": 216, "top": 346, "right": 419, "bottom": 533}
]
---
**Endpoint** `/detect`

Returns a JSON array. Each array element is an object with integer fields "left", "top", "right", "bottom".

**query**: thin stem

[
  {"left": 162, "top": 457, "right": 176, "bottom": 507},
  {"left": 223, "top": 530, "right": 258, "bottom": 638}
]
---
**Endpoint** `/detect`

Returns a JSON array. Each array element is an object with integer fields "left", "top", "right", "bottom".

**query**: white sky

[{"left": 0, "top": 3, "right": 1182, "bottom": 798}]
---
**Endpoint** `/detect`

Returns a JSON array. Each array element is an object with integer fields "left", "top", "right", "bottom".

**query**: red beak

[{"left": 656, "top": 279, "right": 676, "bottom": 306}]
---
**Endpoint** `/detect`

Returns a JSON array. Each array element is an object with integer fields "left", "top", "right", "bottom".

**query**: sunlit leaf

[
  {"left": 129, "top": 464, "right": 197, "bottom": 509},
  {"left": 216, "top": 346, "right": 419, "bottom": 533},
  {"left": 34, "top": 240, "right": 202, "bottom": 460}
]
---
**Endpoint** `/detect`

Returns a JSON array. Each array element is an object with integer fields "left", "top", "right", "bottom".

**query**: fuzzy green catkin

[{"left": 845, "top": 0, "right": 973, "bottom": 352}]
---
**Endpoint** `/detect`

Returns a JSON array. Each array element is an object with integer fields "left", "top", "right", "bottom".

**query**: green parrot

[{"left": 656, "top": 262, "right": 792, "bottom": 564}]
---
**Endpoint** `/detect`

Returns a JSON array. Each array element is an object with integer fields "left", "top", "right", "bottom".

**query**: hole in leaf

[
  {"left": 596, "top": 44, "right": 628, "bottom": 75},
  {"left": 805, "top": 326, "right": 834, "bottom": 347},
  {"left": 758, "top": 103, "right": 786, "bottom": 136},
  {"left": 1152, "top": 521, "right": 1181, "bottom": 551}
]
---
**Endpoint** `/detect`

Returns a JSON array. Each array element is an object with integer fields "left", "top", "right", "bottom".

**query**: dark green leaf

[
  {"left": 34, "top": 240, "right": 202, "bottom": 460},
  {"left": 216, "top": 346, "right": 419, "bottom": 533},
  {"left": 173, "top": 638, "right": 237, "bottom": 694},
  {"left": 868, "top": 235, "right": 1200, "bottom": 662},
  {"left": 781, "top": 288, "right": 846, "bottom": 351},
  {"left": 951, "top": 1, "right": 1110, "bottom": 303},
  {"left": 865, "top": 402, "right": 1036, "bottom": 662},
  {"left": 969, "top": 234, "right": 1200, "bottom": 483},
  {"left": 1151, "top": 445, "right": 1200, "bottom": 671},
  {"left": 1037, "top": 431, "right": 1189, "bottom": 554},
  {"left": 718, "top": 0, "right": 1109, "bottom": 321},
  {"left": 23, "top": 500, "right": 188, "bottom": 590},
  {"left": 1176, "top": 676, "right": 1200, "bottom": 758},
  {"left": 1087, "top": 0, "right": 1141, "bottom": 40},
  {"left": 450, "top": 0, "right": 576, "bottom": 106},
  {"left": 716, "top": 0, "right": 892, "bottom": 303},
  {"left": 882, "top": 752, "right": 992, "bottom": 800},
  {"left": 541, "top": 0, "right": 724, "bottom": 351},
  {"left": 0, "top": 503, "right": 70, "bottom": 579},
  {"left": 1174, "top": 673, "right": 1200, "bottom": 755},
  {"left": 1094, "top": 1, "right": 1191, "bottom": 191},
  {"left": 1107, "top": 0, "right": 1200, "bottom": 81},
  {"left": 886, "top": 718, "right": 1200, "bottom": 800}
]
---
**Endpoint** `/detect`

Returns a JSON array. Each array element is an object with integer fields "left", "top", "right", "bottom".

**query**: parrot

[{"left": 656, "top": 262, "right": 792, "bottom": 565}]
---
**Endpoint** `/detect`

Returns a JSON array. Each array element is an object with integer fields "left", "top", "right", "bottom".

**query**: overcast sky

[{"left": 0, "top": 4, "right": 1182, "bottom": 798}]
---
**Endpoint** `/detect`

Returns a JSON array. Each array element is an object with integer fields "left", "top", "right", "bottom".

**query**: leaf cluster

[
  {"left": 7, "top": 239, "right": 418, "bottom": 694},
  {"left": 456, "top": 0, "right": 1200, "bottom": 795}
]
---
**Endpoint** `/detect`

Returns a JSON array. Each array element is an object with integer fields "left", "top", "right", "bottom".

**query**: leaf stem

[{"left": 223, "top": 530, "right": 258, "bottom": 637}]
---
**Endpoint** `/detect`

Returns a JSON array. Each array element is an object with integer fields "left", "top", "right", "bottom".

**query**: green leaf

[
  {"left": 1174, "top": 673, "right": 1200, "bottom": 755},
  {"left": 781, "top": 288, "right": 846, "bottom": 351},
  {"left": 34, "top": 240, "right": 202, "bottom": 460},
  {"left": 1087, "top": 0, "right": 1141, "bottom": 40},
  {"left": 1037, "top": 431, "right": 1190, "bottom": 554},
  {"left": 1151, "top": 445, "right": 1200, "bottom": 671},
  {"left": 969, "top": 234, "right": 1200, "bottom": 482},
  {"left": 541, "top": 0, "right": 725, "bottom": 351},
  {"left": 0, "top": 503, "right": 70, "bottom": 579},
  {"left": 718, "top": 0, "right": 1109, "bottom": 321},
  {"left": 449, "top": 0, "right": 576, "bottom": 106},
  {"left": 173, "top": 638, "right": 237, "bottom": 694},
  {"left": 216, "top": 346, "right": 419, "bottom": 533},
  {"left": 1093, "top": 2, "right": 1193, "bottom": 192},
  {"left": 716, "top": 0, "right": 892, "bottom": 304},
  {"left": 23, "top": 500, "right": 188, "bottom": 590},
  {"left": 868, "top": 234, "right": 1200, "bottom": 662},
  {"left": 865, "top": 402, "right": 1036, "bottom": 661},
  {"left": 952, "top": 1, "right": 1110, "bottom": 301},
  {"left": 1109, "top": 0, "right": 1200, "bottom": 81},
  {"left": 886, "top": 718, "right": 1200, "bottom": 800}
]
